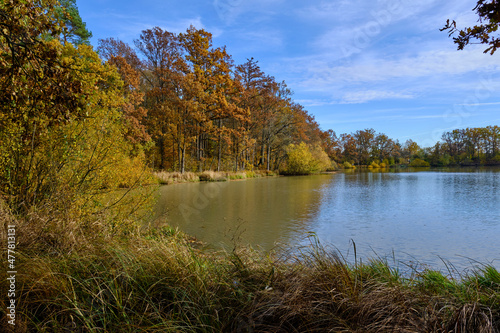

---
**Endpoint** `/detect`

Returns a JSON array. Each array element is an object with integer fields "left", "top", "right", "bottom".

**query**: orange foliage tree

[{"left": 95, "top": 26, "right": 334, "bottom": 173}]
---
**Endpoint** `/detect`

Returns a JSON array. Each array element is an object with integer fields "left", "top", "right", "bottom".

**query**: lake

[{"left": 154, "top": 168, "right": 500, "bottom": 273}]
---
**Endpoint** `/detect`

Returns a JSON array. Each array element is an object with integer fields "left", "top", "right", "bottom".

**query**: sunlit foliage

[
  {"left": 443, "top": 0, "right": 500, "bottom": 54},
  {"left": 0, "top": 0, "right": 152, "bottom": 221}
]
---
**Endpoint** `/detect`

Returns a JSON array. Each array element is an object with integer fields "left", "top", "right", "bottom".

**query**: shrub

[
  {"left": 409, "top": 158, "right": 430, "bottom": 167},
  {"left": 282, "top": 142, "right": 332, "bottom": 175},
  {"left": 310, "top": 144, "right": 332, "bottom": 172},
  {"left": 343, "top": 161, "right": 355, "bottom": 169},
  {"left": 327, "top": 160, "right": 340, "bottom": 171}
]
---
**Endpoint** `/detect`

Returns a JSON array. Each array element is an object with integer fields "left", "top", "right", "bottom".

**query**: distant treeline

[
  {"left": 434, "top": 126, "right": 500, "bottom": 166},
  {"left": 324, "top": 126, "right": 500, "bottom": 168}
]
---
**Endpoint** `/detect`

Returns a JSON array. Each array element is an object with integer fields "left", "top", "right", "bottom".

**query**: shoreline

[
  {"left": 153, "top": 170, "right": 280, "bottom": 185},
  {"left": 2, "top": 223, "right": 499, "bottom": 331}
]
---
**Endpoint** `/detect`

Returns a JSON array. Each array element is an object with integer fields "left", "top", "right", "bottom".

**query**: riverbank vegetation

[
  {"left": 153, "top": 170, "right": 278, "bottom": 185},
  {"left": 2, "top": 207, "right": 500, "bottom": 332},
  {"left": 1, "top": 1, "right": 500, "bottom": 331}
]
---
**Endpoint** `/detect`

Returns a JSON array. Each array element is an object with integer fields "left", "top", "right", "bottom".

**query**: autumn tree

[
  {"left": 98, "top": 38, "right": 150, "bottom": 146},
  {"left": 255, "top": 80, "right": 298, "bottom": 171},
  {"left": 0, "top": 0, "right": 85, "bottom": 211},
  {"left": 0, "top": 0, "right": 150, "bottom": 221},
  {"left": 354, "top": 129, "right": 376, "bottom": 165},
  {"left": 94, "top": 26, "right": 334, "bottom": 174},
  {"left": 402, "top": 139, "right": 421, "bottom": 161},
  {"left": 235, "top": 58, "right": 275, "bottom": 168},
  {"left": 232, "top": 58, "right": 272, "bottom": 170},
  {"left": 340, "top": 133, "right": 358, "bottom": 164},
  {"left": 485, "top": 125, "right": 500, "bottom": 158},
  {"left": 442, "top": 0, "right": 500, "bottom": 54},
  {"left": 319, "top": 130, "right": 342, "bottom": 162},
  {"left": 335, "top": 130, "right": 405, "bottom": 166},
  {"left": 179, "top": 26, "right": 247, "bottom": 172},
  {"left": 47, "top": 43, "right": 151, "bottom": 222},
  {"left": 133, "top": 27, "right": 187, "bottom": 170},
  {"left": 372, "top": 133, "right": 399, "bottom": 163},
  {"left": 131, "top": 26, "right": 248, "bottom": 173},
  {"left": 282, "top": 142, "right": 331, "bottom": 175}
]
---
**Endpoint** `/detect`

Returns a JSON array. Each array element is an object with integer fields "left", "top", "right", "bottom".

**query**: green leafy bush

[{"left": 409, "top": 158, "right": 430, "bottom": 167}]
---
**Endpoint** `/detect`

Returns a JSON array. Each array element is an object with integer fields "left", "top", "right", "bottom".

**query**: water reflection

[
  {"left": 154, "top": 168, "right": 500, "bottom": 272},
  {"left": 312, "top": 169, "right": 500, "bottom": 271},
  {"left": 155, "top": 176, "right": 331, "bottom": 250}
]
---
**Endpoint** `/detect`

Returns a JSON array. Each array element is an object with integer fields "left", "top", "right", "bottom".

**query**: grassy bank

[
  {"left": 153, "top": 170, "right": 278, "bottom": 185},
  {"left": 1, "top": 205, "right": 500, "bottom": 332}
]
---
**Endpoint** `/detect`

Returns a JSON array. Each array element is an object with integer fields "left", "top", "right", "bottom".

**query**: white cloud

[
  {"left": 89, "top": 11, "right": 225, "bottom": 43},
  {"left": 308, "top": 0, "right": 442, "bottom": 54},
  {"left": 456, "top": 102, "right": 500, "bottom": 107},
  {"left": 213, "top": 0, "right": 246, "bottom": 24},
  {"left": 294, "top": 99, "right": 336, "bottom": 107},
  {"left": 272, "top": 0, "right": 500, "bottom": 106},
  {"left": 299, "top": 0, "right": 373, "bottom": 23},
  {"left": 409, "top": 114, "right": 466, "bottom": 119},
  {"left": 240, "top": 30, "right": 284, "bottom": 49},
  {"left": 166, "top": 17, "right": 206, "bottom": 33},
  {"left": 341, "top": 90, "right": 414, "bottom": 104},
  {"left": 213, "top": 0, "right": 284, "bottom": 25},
  {"left": 293, "top": 47, "right": 500, "bottom": 93}
]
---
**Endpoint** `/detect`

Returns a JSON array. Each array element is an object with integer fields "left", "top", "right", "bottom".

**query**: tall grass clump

[
  {"left": 2, "top": 210, "right": 500, "bottom": 332},
  {"left": 155, "top": 171, "right": 200, "bottom": 184},
  {"left": 154, "top": 170, "right": 277, "bottom": 185},
  {"left": 228, "top": 172, "right": 247, "bottom": 180},
  {"left": 245, "top": 170, "right": 257, "bottom": 178},
  {"left": 198, "top": 170, "right": 228, "bottom": 182}
]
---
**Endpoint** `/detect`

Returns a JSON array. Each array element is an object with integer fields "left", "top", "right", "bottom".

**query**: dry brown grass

[
  {"left": 154, "top": 171, "right": 200, "bottom": 184},
  {"left": 1, "top": 204, "right": 499, "bottom": 332},
  {"left": 154, "top": 169, "right": 277, "bottom": 184},
  {"left": 199, "top": 170, "right": 228, "bottom": 181},
  {"left": 238, "top": 246, "right": 500, "bottom": 332}
]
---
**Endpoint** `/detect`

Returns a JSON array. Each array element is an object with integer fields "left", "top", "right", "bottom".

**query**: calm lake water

[{"left": 154, "top": 168, "right": 500, "bottom": 272}]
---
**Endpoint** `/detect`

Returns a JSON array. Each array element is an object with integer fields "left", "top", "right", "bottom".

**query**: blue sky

[{"left": 78, "top": 0, "right": 500, "bottom": 147}]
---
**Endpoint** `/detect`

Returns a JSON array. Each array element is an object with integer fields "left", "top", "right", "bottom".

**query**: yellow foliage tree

[
  {"left": 0, "top": 1, "right": 152, "bottom": 226},
  {"left": 284, "top": 142, "right": 331, "bottom": 175}
]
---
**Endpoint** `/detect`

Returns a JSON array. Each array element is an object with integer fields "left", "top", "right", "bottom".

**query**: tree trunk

[
  {"left": 177, "top": 142, "right": 182, "bottom": 172},
  {"left": 158, "top": 136, "right": 164, "bottom": 169},
  {"left": 259, "top": 131, "right": 266, "bottom": 166},
  {"left": 235, "top": 138, "right": 239, "bottom": 171},
  {"left": 197, "top": 134, "right": 202, "bottom": 172},
  {"left": 267, "top": 143, "right": 271, "bottom": 171},
  {"left": 217, "top": 119, "right": 222, "bottom": 171},
  {"left": 180, "top": 142, "right": 186, "bottom": 174}
]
